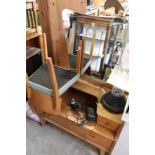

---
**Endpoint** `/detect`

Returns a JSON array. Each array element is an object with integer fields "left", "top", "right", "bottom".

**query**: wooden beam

[
  {"left": 37, "top": 0, "right": 55, "bottom": 63},
  {"left": 38, "top": 0, "right": 87, "bottom": 68},
  {"left": 26, "top": 73, "right": 31, "bottom": 99},
  {"left": 38, "top": 0, "right": 70, "bottom": 68},
  {"left": 67, "top": 28, "right": 72, "bottom": 54},
  {"left": 80, "top": 39, "right": 85, "bottom": 70},
  {"left": 99, "top": 27, "right": 111, "bottom": 74},
  {"left": 76, "top": 40, "right": 83, "bottom": 73}
]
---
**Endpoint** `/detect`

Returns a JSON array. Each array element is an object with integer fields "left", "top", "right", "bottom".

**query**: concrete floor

[{"left": 26, "top": 117, "right": 98, "bottom": 155}]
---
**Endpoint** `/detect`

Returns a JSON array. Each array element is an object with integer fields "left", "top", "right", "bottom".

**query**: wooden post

[
  {"left": 67, "top": 28, "right": 72, "bottom": 54},
  {"left": 46, "top": 57, "right": 60, "bottom": 112},
  {"left": 38, "top": 0, "right": 70, "bottom": 68},
  {"left": 80, "top": 39, "right": 85, "bottom": 70},
  {"left": 26, "top": 73, "right": 31, "bottom": 99},
  {"left": 76, "top": 40, "right": 83, "bottom": 73},
  {"left": 90, "top": 31, "right": 96, "bottom": 62},
  {"left": 37, "top": 0, "right": 53, "bottom": 58},
  {"left": 39, "top": 33, "right": 48, "bottom": 64},
  {"left": 38, "top": 0, "right": 87, "bottom": 68}
]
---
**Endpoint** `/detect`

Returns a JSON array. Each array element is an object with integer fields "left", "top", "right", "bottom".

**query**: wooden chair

[
  {"left": 67, "top": 14, "right": 96, "bottom": 75},
  {"left": 27, "top": 33, "right": 80, "bottom": 115},
  {"left": 67, "top": 13, "right": 115, "bottom": 79},
  {"left": 68, "top": 36, "right": 95, "bottom": 75},
  {"left": 26, "top": 15, "right": 96, "bottom": 116}
]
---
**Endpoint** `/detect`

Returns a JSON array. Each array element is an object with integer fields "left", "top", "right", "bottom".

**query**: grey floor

[{"left": 26, "top": 117, "right": 98, "bottom": 155}]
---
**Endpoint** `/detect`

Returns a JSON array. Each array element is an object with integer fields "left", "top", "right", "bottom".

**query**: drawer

[
  {"left": 97, "top": 115, "right": 120, "bottom": 132},
  {"left": 97, "top": 103, "right": 123, "bottom": 133},
  {"left": 44, "top": 115, "right": 114, "bottom": 151},
  {"left": 85, "top": 130, "right": 113, "bottom": 151}
]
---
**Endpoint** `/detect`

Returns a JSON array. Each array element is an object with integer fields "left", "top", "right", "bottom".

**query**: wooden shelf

[
  {"left": 78, "top": 34, "right": 105, "bottom": 41},
  {"left": 60, "top": 101, "right": 115, "bottom": 141},
  {"left": 26, "top": 46, "right": 41, "bottom": 60},
  {"left": 71, "top": 78, "right": 106, "bottom": 102},
  {"left": 84, "top": 51, "right": 104, "bottom": 58},
  {"left": 26, "top": 26, "right": 42, "bottom": 41}
]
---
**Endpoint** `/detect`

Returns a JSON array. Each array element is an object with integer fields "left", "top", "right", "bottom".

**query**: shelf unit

[
  {"left": 73, "top": 15, "right": 128, "bottom": 79},
  {"left": 69, "top": 14, "right": 115, "bottom": 78}
]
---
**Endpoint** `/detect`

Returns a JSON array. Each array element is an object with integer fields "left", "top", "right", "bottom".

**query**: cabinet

[
  {"left": 75, "top": 17, "right": 129, "bottom": 79},
  {"left": 37, "top": 75, "right": 128, "bottom": 155}
]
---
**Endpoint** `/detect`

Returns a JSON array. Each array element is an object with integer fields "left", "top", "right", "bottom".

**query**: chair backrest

[
  {"left": 69, "top": 13, "right": 114, "bottom": 76},
  {"left": 75, "top": 35, "right": 95, "bottom": 74},
  {"left": 67, "top": 14, "right": 97, "bottom": 74},
  {"left": 26, "top": 0, "right": 38, "bottom": 32}
]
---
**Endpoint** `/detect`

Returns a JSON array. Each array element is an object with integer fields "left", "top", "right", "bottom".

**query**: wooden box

[{"left": 97, "top": 103, "right": 123, "bottom": 133}]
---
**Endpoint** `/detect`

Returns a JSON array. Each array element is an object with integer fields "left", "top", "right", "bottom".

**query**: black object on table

[{"left": 101, "top": 91, "right": 126, "bottom": 114}]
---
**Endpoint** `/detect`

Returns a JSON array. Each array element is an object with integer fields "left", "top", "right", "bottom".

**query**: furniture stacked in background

[
  {"left": 86, "top": 0, "right": 129, "bottom": 80},
  {"left": 26, "top": 1, "right": 129, "bottom": 155},
  {"left": 26, "top": 0, "right": 42, "bottom": 76},
  {"left": 68, "top": 13, "right": 128, "bottom": 79}
]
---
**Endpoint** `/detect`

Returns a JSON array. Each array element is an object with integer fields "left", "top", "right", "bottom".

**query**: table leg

[
  {"left": 99, "top": 149, "right": 106, "bottom": 155},
  {"left": 39, "top": 116, "right": 46, "bottom": 126}
]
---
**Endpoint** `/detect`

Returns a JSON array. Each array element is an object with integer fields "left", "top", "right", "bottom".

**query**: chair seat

[
  {"left": 69, "top": 54, "right": 91, "bottom": 74},
  {"left": 28, "top": 64, "right": 80, "bottom": 96},
  {"left": 26, "top": 47, "right": 41, "bottom": 60}
]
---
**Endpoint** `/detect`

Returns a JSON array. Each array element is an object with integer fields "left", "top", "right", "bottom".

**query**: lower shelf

[{"left": 41, "top": 112, "right": 115, "bottom": 152}]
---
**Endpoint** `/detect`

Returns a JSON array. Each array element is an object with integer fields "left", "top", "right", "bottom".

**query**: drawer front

[
  {"left": 85, "top": 130, "right": 113, "bottom": 151},
  {"left": 44, "top": 115, "right": 113, "bottom": 151},
  {"left": 97, "top": 116, "right": 120, "bottom": 132}
]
